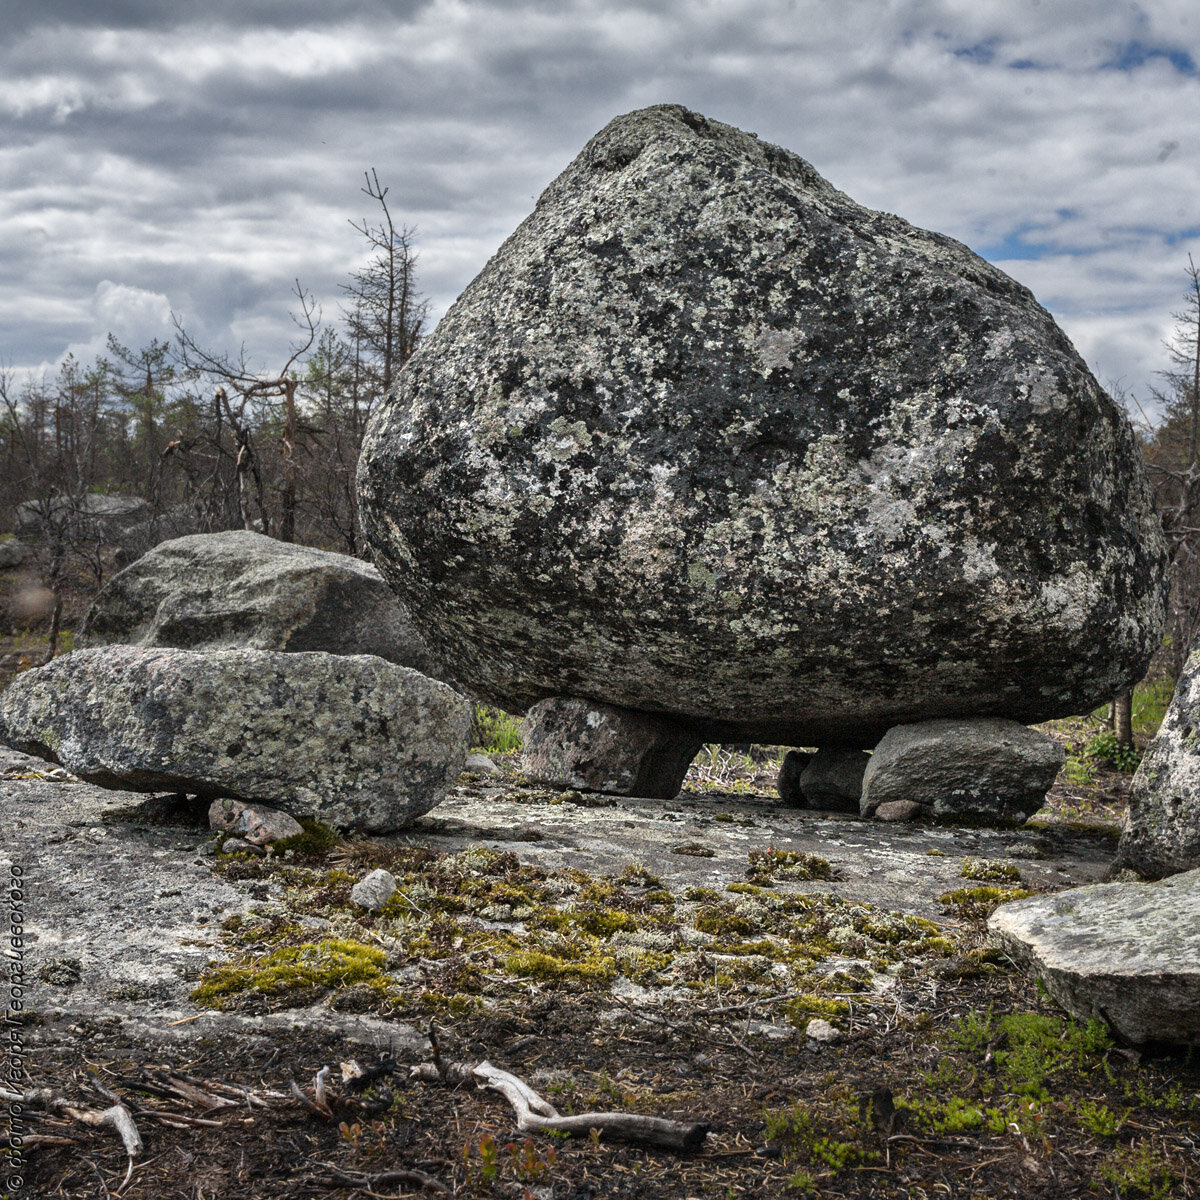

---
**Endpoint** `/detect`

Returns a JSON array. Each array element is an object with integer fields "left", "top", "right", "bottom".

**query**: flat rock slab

[
  {"left": 2, "top": 749, "right": 429, "bottom": 1055},
  {"left": 0, "top": 646, "right": 470, "bottom": 833},
  {"left": 5, "top": 745, "right": 1119, "bottom": 1052},
  {"left": 989, "top": 870, "right": 1200, "bottom": 1046},
  {"left": 359, "top": 103, "right": 1165, "bottom": 745},
  {"left": 77, "top": 529, "right": 441, "bottom": 677}
]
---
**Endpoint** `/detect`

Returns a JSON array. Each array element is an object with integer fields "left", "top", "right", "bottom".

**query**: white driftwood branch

[
  {"left": 101, "top": 1104, "right": 144, "bottom": 1158},
  {"left": 412, "top": 1059, "right": 709, "bottom": 1151}
]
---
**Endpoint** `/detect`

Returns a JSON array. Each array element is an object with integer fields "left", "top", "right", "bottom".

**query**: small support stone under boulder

[
  {"left": 799, "top": 748, "right": 870, "bottom": 813},
  {"left": 861, "top": 718, "right": 1064, "bottom": 824},
  {"left": 521, "top": 697, "right": 702, "bottom": 799},
  {"left": 776, "top": 749, "right": 812, "bottom": 806},
  {"left": 989, "top": 868, "right": 1200, "bottom": 1046},
  {"left": 0, "top": 646, "right": 471, "bottom": 833},
  {"left": 1116, "top": 644, "right": 1200, "bottom": 879}
]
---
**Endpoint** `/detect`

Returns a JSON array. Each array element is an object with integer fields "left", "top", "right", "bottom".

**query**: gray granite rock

[
  {"left": 799, "top": 748, "right": 870, "bottom": 812},
  {"left": 208, "top": 798, "right": 304, "bottom": 845},
  {"left": 351, "top": 868, "right": 397, "bottom": 913},
  {"left": 464, "top": 752, "right": 502, "bottom": 776},
  {"left": 358, "top": 103, "right": 1165, "bottom": 747},
  {"left": 873, "top": 800, "right": 922, "bottom": 823},
  {"left": 77, "top": 529, "right": 440, "bottom": 677},
  {"left": 989, "top": 869, "right": 1200, "bottom": 1046},
  {"left": 0, "top": 646, "right": 470, "bottom": 833},
  {"left": 861, "top": 718, "right": 1064, "bottom": 824},
  {"left": 776, "top": 749, "right": 812, "bottom": 806},
  {"left": 17, "top": 493, "right": 150, "bottom": 542},
  {"left": 1116, "top": 644, "right": 1200, "bottom": 878},
  {"left": 0, "top": 537, "right": 30, "bottom": 568},
  {"left": 521, "top": 696, "right": 702, "bottom": 799}
]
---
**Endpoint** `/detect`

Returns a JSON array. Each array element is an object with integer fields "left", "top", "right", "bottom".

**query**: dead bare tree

[
  {"left": 173, "top": 282, "right": 320, "bottom": 542},
  {"left": 1139, "top": 255, "right": 1200, "bottom": 683},
  {"left": 1, "top": 359, "right": 120, "bottom": 658},
  {"left": 341, "top": 168, "right": 427, "bottom": 404}
]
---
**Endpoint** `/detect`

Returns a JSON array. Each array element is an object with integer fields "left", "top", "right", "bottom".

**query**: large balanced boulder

[
  {"left": 358, "top": 104, "right": 1166, "bottom": 748},
  {"left": 0, "top": 647, "right": 470, "bottom": 833},
  {"left": 1116, "top": 646, "right": 1200, "bottom": 879},
  {"left": 861, "top": 718, "right": 1063, "bottom": 824},
  {"left": 989, "top": 869, "right": 1200, "bottom": 1046},
  {"left": 77, "top": 530, "right": 440, "bottom": 676}
]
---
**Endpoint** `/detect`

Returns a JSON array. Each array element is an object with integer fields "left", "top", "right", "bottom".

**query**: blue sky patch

[{"left": 1102, "top": 40, "right": 1198, "bottom": 75}]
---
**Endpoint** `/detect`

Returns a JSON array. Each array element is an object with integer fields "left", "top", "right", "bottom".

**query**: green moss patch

[
  {"left": 192, "top": 938, "right": 388, "bottom": 1009},
  {"left": 938, "top": 885, "right": 1034, "bottom": 920}
]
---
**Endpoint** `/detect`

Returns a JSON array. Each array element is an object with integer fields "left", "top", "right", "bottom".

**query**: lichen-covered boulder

[
  {"left": 1116, "top": 646, "right": 1200, "bottom": 878},
  {"left": 77, "top": 530, "right": 441, "bottom": 677},
  {"left": 358, "top": 104, "right": 1166, "bottom": 746},
  {"left": 0, "top": 647, "right": 470, "bottom": 833},
  {"left": 861, "top": 718, "right": 1063, "bottom": 824},
  {"left": 17, "top": 492, "right": 149, "bottom": 542},
  {"left": 989, "top": 869, "right": 1200, "bottom": 1046}
]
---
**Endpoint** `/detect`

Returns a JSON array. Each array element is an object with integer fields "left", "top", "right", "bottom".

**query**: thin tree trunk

[
  {"left": 41, "top": 541, "right": 65, "bottom": 665},
  {"left": 279, "top": 380, "right": 297, "bottom": 543},
  {"left": 1114, "top": 689, "right": 1134, "bottom": 748}
]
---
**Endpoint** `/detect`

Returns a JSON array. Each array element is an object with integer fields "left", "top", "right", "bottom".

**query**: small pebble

[{"left": 805, "top": 1018, "right": 840, "bottom": 1043}]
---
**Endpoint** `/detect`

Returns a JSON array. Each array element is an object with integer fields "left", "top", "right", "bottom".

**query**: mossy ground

[
  {"left": 194, "top": 836, "right": 951, "bottom": 1020},
  {"left": 22, "top": 723, "right": 1200, "bottom": 1199},
  {"left": 26, "top": 932, "right": 1200, "bottom": 1199}
]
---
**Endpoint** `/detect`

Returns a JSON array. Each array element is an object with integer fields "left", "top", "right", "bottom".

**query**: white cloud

[{"left": 56, "top": 281, "right": 174, "bottom": 366}]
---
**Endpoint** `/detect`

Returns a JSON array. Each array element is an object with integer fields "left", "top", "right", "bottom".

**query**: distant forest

[
  {"left": 2, "top": 189, "right": 1200, "bottom": 685},
  {"left": 2, "top": 172, "right": 423, "bottom": 561}
]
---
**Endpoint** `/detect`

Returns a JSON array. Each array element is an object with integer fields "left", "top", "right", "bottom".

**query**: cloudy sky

[{"left": 2, "top": 0, "right": 1198, "bottom": 419}]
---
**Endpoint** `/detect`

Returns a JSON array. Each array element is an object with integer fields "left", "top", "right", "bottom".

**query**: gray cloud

[{"left": 1, "top": 0, "right": 1198, "bottom": 415}]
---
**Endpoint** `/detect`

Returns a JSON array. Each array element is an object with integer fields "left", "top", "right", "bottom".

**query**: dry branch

[
  {"left": 411, "top": 1058, "right": 710, "bottom": 1151},
  {"left": 307, "top": 1159, "right": 449, "bottom": 1196}
]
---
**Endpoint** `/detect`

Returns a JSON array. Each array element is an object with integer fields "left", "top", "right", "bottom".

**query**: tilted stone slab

[
  {"left": 989, "top": 869, "right": 1200, "bottom": 1046},
  {"left": 358, "top": 103, "right": 1165, "bottom": 747},
  {"left": 1116, "top": 641, "right": 1200, "bottom": 878},
  {"left": 521, "top": 696, "right": 702, "bottom": 799},
  {"left": 0, "top": 646, "right": 470, "bottom": 833},
  {"left": 77, "top": 529, "right": 441, "bottom": 677},
  {"left": 860, "top": 718, "right": 1063, "bottom": 824}
]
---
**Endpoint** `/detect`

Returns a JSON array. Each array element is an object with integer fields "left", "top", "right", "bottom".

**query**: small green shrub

[
  {"left": 1098, "top": 1141, "right": 1180, "bottom": 1199},
  {"left": 1075, "top": 1098, "right": 1123, "bottom": 1136},
  {"left": 472, "top": 705, "right": 522, "bottom": 753},
  {"left": 1086, "top": 730, "right": 1142, "bottom": 773},
  {"left": 1062, "top": 755, "right": 1097, "bottom": 786}
]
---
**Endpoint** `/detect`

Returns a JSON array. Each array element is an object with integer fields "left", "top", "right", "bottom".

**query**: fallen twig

[
  {"left": 306, "top": 1159, "right": 449, "bottom": 1195},
  {"left": 289, "top": 1075, "right": 332, "bottom": 1120},
  {"left": 412, "top": 1058, "right": 709, "bottom": 1151}
]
